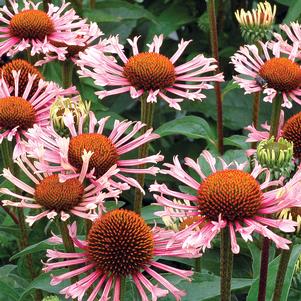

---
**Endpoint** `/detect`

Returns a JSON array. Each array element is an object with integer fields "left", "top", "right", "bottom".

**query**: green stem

[
  {"left": 272, "top": 247, "right": 293, "bottom": 301},
  {"left": 119, "top": 277, "right": 126, "bottom": 301},
  {"left": 220, "top": 228, "right": 233, "bottom": 301},
  {"left": 269, "top": 94, "right": 282, "bottom": 138},
  {"left": 195, "top": 257, "right": 201, "bottom": 272},
  {"left": 207, "top": 0, "right": 224, "bottom": 155},
  {"left": 58, "top": 219, "right": 78, "bottom": 283},
  {"left": 89, "top": 0, "right": 96, "bottom": 9},
  {"left": 133, "top": 95, "right": 155, "bottom": 214},
  {"left": 43, "top": 0, "right": 51, "bottom": 11},
  {"left": 62, "top": 61, "right": 74, "bottom": 88},
  {"left": 0, "top": 140, "right": 42, "bottom": 300},
  {"left": 258, "top": 93, "right": 282, "bottom": 301}
]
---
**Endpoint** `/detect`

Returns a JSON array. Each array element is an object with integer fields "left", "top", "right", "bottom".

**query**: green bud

[{"left": 257, "top": 137, "right": 294, "bottom": 178}]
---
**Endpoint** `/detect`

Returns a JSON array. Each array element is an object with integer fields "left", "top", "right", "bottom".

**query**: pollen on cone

[
  {"left": 259, "top": 58, "right": 301, "bottom": 92},
  {"left": 1, "top": 59, "right": 44, "bottom": 97},
  {"left": 87, "top": 209, "right": 154, "bottom": 276},
  {"left": 68, "top": 133, "right": 119, "bottom": 177},
  {"left": 198, "top": 170, "right": 263, "bottom": 221},
  {"left": 282, "top": 112, "right": 301, "bottom": 159},
  {"left": 9, "top": 10, "right": 55, "bottom": 40},
  {"left": 34, "top": 175, "right": 84, "bottom": 211},
  {"left": 123, "top": 52, "right": 176, "bottom": 91},
  {"left": 0, "top": 96, "right": 36, "bottom": 130}
]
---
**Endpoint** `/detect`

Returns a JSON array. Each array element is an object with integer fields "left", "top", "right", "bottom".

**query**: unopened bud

[{"left": 235, "top": 1, "right": 276, "bottom": 43}]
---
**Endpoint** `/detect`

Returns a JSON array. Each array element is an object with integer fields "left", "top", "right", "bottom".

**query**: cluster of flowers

[{"left": 0, "top": 0, "right": 301, "bottom": 300}]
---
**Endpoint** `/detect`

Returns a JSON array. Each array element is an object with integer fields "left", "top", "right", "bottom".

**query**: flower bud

[
  {"left": 257, "top": 137, "right": 294, "bottom": 178},
  {"left": 235, "top": 1, "right": 276, "bottom": 43},
  {"left": 50, "top": 95, "right": 90, "bottom": 135}
]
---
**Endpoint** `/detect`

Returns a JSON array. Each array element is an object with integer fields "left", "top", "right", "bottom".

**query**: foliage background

[{"left": 1, "top": 0, "right": 301, "bottom": 300}]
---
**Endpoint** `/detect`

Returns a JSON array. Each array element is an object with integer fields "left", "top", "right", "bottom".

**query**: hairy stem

[
  {"left": 133, "top": 95, "right": 155, "bottom": 214},
  {"left": 258, "top": 94, "right": 282, "bottom": 301},
  {"left": 207, "top": 0, "right": 224, "bottom": 155},
  {"left": 89, "top": 0, "right": 96, "bottom": 9},
  {"left": 272, "top": 247, "right": 293, "bottom": 301},
  {"left": 220, "top": 228, "right": 233, "bottom": 301},
  {"left": 62, "top": 61, "right": 74, "bottom": 88},
  {"left": 58, "top": 219, "right": 78, "bottom": 283}
]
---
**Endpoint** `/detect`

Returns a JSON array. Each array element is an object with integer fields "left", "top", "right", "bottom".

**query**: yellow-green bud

[
  {"left": 235, "top": 1, "right": 276, "bottom": 43},
  {"left": 257, "top": 137, "right": 294, "bottom": 178},
  {"left": 50, "top": 96, "right": 90, "bottom": 131}
]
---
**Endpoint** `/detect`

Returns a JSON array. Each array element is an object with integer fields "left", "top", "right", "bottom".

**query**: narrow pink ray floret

[
  {"left": 44, "top": 209, "right": 199, "bottom": 301},
  {"left": 0, "top": 153, "right": 121, "bottom": 225},
  {"left": 35, "top": 22, "right": 104, "bottom": 66},
  {"left": 150, "top": 150, "right": 301, "bottom": 254},
  {"left": 231, "top": 41, "right": 301, "bottom": 108},
  {"left": 0, "top": 69, "right": 72, "bottom": 158},
  {"left": 25, "top": 111, "right": 163, "bottom": 192},
  {"left": 77, "top": 34, "right": 224, "bottom": 110},
  {"left": 0, "top": 0, "right": 87, "bottom": 58}
]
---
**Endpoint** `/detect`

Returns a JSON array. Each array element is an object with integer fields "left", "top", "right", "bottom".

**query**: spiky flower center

[
  {"left": 282, "top": 112, "right": 301, "bottom": 159},
  {"left": 1, "top": 59, "right": 44, "bottom": 98},
  {"left": 0, "top": 96, "right": 36, "bottom": 130},
  {"left": 51, "top": 41, "right": 87, "bottom": 58},
  {"left": 198, "top": 170, "right": 263, "bottom": 221},
  {"left": 68, "top": 133, "right": 119, "bottom": 177},
  {"left": 258, "top": 58, "right": 301, "bottom": 92},
  {"left": 179, "top": 216, "right": 204, "bottom": 231},
  {"left": 123, "top": 52, "right": 176, "bottom": 91},
  {"left": 34, "top": 175, "right": 84, "bottom": 211},
  {"left": 9, "top": 10, "right": 55, "bottom": 40},
  {"left": 290, "top": 207, "right": 301, "bottom": 219},
  {"left": 87, "top": 209, "right": 154, "bottom": 276}
]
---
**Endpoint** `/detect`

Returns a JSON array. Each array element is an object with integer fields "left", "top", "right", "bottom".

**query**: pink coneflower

[
  {"left": 0, "top": 68, "right": 67, "bottom": 158},
  {"left": 77, "top": 35, "right": 224, "bottom": 110},
  {"left": 26, "top": 112, "right": 163, "bottom": 192},
  {"left": 150, "top": 151, "right": 301, "bottom": 254},
  {"left": 35, "top": 22, "right": 104, "bottom": 66},
  {"left": 44, "top": 209, "right": 198, "bottom": 300},
  {"left": 0, "top": 153, "right": 120, "bottom": 225},
  {"left": 0, "top": 0, "right": 86, "bottom": 58},
  {"left": 231, "top": 41, "right": 301, "bottom": 108}
]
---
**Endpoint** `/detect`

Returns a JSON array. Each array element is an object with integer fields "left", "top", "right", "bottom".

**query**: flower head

[
  {"left": 0, "top": 69, "right": 66, "bottom": 158},
  {"left": 0, "top": 153, "right": 120, "bottom": 225},
  {"left": 150, "top": 151, "right": 301, "bottom": 254},
  {"left": 235, "top": 1, "right": 276, "bottom": 43},
  {"left": 25, "top": 112, "right": 163, "bottom": 192},
  {"left": 0, "top": 1, "right": 86, "bottom": 58},
  {"left": 77, "top": 35, "right": 224, "bottom": 110},
  {"left": 1, "top": 59, "right": 44, "bottom": 97},
  {"left": 44, "top": 209, "right": 198, "bottom": 301},
  {"left": 282, "top": 112, "right": 301, "bottom": 159},
  {"left": 231, "top": 41, "right": 301, "bottom": 108}
]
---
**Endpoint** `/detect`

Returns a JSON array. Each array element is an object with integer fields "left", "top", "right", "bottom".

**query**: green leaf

[
  {"left": 0, "top": 280, "right": 20, "bottom": 301},
  {"left": 10, "top": 239, "right": 63, "bottom": 261},
  {"left": 224, "top": 135, "right": 249, "bottom": 150},
  {"left": 283, "top": 1, "right": 301, "bottom": 23},
  {"left": 84, "top": 1, "right": 156, "bottom": 23},
  {"left": 18, "top": 271, "right": 69, "bottom": 301},
  {"left": 155, "top": 116, "right": 216, "bottom": 147},
  {"left": 161, "top": 271, "right": 252, "bottom": 300},
  {"left": 141, "top": 205, "right": 162, "bottom": 223},
  {"left": 247, "top": 244, "right": 301, "bottom": 301}
]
